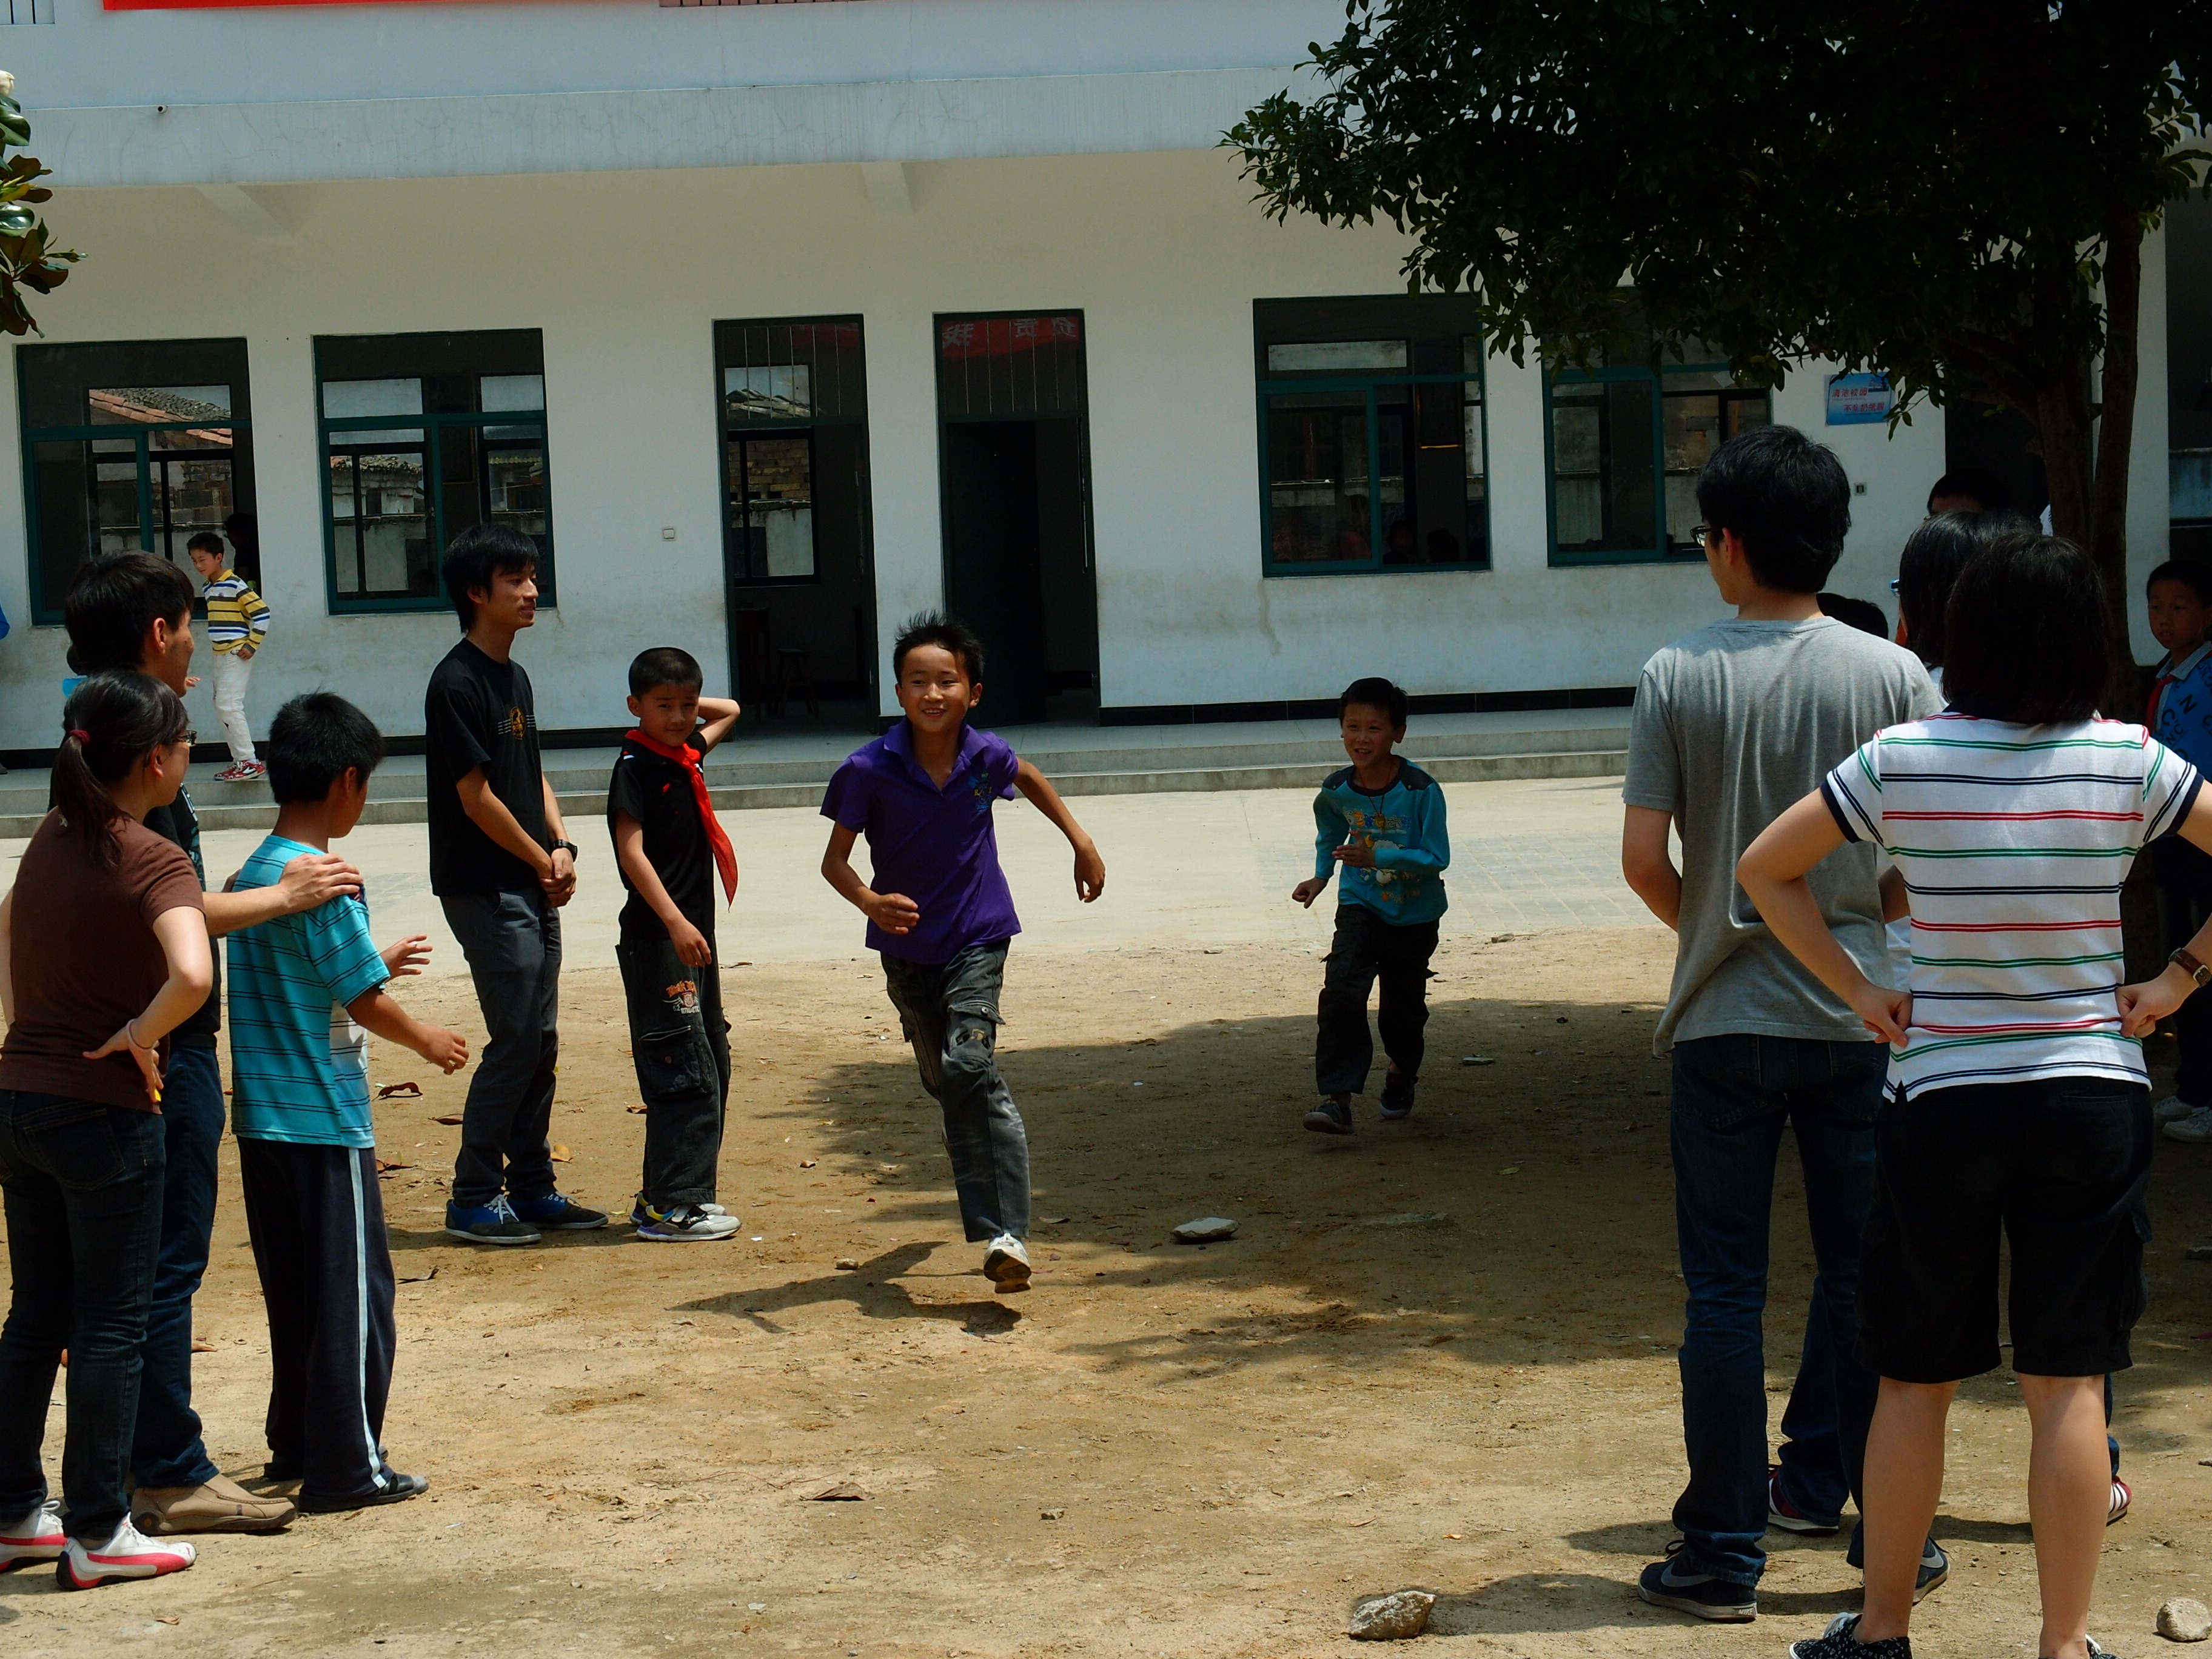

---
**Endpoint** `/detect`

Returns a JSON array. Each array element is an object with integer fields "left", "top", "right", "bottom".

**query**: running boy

[
  {"left": 818, "top": 614, "right": 1105, "bottom": 1293},
  {"left": 2145, "top": 560, "right": 2212, "bottom": 1143},
  {"left": 608, "top": 647, "right": 743, "bottom": 1242},
  {"left": 227, "top": 692, "right": 465, "bottom": 1511},
  {"left": 1292, "top": 676, "right": 1448, "bottom": 1133},
  {"left": 187, "top": 529, "right": 271, "bottom": 783}
]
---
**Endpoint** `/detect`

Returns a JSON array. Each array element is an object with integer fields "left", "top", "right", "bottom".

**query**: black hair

[
  {"left": 1941, "top": 532, "right": 2111, "bottom": 724},
  {"left": 1895, "top": 509, "right": 2028, "bottom": 669},
  {"left": 891, "top": 611, "right": 985, "bottom": 683},
  {"left": 440, "top": 523, "right": 538, "bottom": 631},
  {"left": 2147, "top": 559, "right": 2212, "bottom": 608},
  {"left": 1925, "top": 466, "right": 2013, "bottom": 515},
  {"left": 265, "top": 691, "right": 384, "bottom": 806},
  {"left": 62, "top": 551, "right": 195, "bottom": 675},
  {"left": 1816, "top": 593, "right": 1888, "bottom": 639},
  {"left": 53, "top": 671, "right": 190, "bottom": 865},
  {"left": 1338, "top": 675, "right": 1409, "bottom": 726},
  {"left": 1694, "top": 426, "right": 1852, "bottom": 594},
  {"left": 628, "top": 646, "right": 704, "bottom": 698},
  {"left": 185, "top": 531, "right": 226, "bottom": 559}
]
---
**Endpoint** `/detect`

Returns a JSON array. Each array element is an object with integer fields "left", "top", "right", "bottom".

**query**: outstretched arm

[
  {"left": 1013, "top": 759, "right": 1104, "bottom": 902},
  {"left": 347, "top": 986, "right": 468, "bottom": 1073}
]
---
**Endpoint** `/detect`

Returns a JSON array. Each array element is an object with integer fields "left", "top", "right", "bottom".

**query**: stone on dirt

[
  {"left": 2160, "top": 1597, "right": 2212, "bottom": 1641},
  {"left": 1172, "top": 1217, "right": 1238, "bottom": 1243},
  {"left": 1348, "top": 1589, "right": 1434, "bottom": 1641}
]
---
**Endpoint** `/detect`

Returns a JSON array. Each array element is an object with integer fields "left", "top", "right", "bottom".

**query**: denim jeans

[
  {"left": 0, "top": 1090, "right": 166, "bottom": 1541},
  {"left": 880, "top": 941, "right": 1030, "bottom": 1242},
  {"left": 132, "top": 1042, "right": 224, "bottom": 1488},
  {"left": 1316, "top": 906, "right": 1439, "bottom": 1095},
  {"left": 617, "top": 927, "right": 731, "bottom": 1210},
  {"left": 1669, "top": 1034, "right": 1886, "bottom": 1587},
  {"left": 441, "top": 889, "right": 561, "bottom": 1209}
]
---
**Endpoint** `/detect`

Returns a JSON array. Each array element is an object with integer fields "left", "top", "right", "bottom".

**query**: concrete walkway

[{"left": 0, "top": 774, "right": 1646, "bottom": 979}]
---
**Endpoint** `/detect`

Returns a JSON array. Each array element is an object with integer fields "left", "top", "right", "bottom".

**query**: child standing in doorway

[
  {"left": 1292, "top": 677, "right": 1449, "bottom": 1134},
  {"left": 818, "top": 613, "right": 1105, "bottom": 1294},
  {"left": 187, "top": 530, "right": 270, "bottom": 783}
]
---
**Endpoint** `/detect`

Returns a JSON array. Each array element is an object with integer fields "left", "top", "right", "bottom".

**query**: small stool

[
  {"left": 773, "top": 646, "right": 819, "bottom": 717},
  {"left": 730, "top": 606, "right": 772, "bottom": 711}
]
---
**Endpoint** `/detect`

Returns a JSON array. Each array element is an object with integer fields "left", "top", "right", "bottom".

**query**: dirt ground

[{"left": 5, "top": 926, "right": 2212, "bottom": 1657}]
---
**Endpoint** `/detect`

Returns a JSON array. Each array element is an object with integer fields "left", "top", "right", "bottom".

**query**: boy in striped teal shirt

[
  {"left": 187, "top": 531, "right": 271, "bottom": 782},
  {"left": 227, "top": 693, "right": 465, "bottom": 1512}
]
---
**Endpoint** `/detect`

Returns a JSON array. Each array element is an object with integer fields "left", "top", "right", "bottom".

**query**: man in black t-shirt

[
  {"left": 424, "top": 526, "right": 605, "bottom": 1246},
  {"left": 62, "top": 553, "right": 360, "bottom": 1539},
  {"left": 606, "top": 648, "right": 742, "bottom": 1242}
]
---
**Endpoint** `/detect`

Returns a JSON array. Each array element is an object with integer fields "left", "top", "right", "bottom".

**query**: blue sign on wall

[{"left": 1826, "top": 372, "right": 1894, "bottom": 425}]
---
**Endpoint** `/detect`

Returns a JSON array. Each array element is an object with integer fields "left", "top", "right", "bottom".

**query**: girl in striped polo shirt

[{"left": 1740, "top": 533, "right": 2211, "bottom": 1659}]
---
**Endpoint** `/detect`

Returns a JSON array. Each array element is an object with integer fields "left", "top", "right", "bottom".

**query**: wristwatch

[
  {"left": 2171, "top": 947, "right": 2212, "bottom": 990},
  {"left": 550, "top": 839, "right": 579, "bottom": 860}
]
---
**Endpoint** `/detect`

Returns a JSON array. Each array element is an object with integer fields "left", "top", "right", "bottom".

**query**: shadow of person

[
  {"left": 674, "top": 1239, "right": 1022, "bottom": 1336},
  {"left": 1410, "top": 1572, "right": 1858, "bottom": 1636}
]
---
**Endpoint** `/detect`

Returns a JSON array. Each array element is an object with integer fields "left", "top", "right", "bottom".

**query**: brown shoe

[{"left": 132, "top": 1473, "right": 296, "bottom": 1535}]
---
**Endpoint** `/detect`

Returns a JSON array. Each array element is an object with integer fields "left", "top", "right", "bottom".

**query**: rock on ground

[
  {"left": 2160, "top": 1597, "right": 2212, "bottom": 1641},
  {"left": 1172, "top": 1216, "right": 1238, "bottom": 1243},
  {"left": 1349, "top": 1589, "right": 1435, "bottom": 1641}
]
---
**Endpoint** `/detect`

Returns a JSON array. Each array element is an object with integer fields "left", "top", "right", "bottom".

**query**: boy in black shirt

[
  {"left": 424, "top": 525, "right": 604, "bottom": 1246},
  {"left": 608, "top": 648, "right": 743, "bottom": 1241}
]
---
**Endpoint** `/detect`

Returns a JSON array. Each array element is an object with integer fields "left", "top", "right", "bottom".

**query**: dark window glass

[
  {"left": 938, "top": 314, "right": 1085, "bottom": 418},
  {"left": 714, "top": 317, "right": 868, "bottom": 589}
]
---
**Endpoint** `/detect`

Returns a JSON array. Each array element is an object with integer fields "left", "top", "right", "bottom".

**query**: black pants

[
  {"left": 440, "top": 890, "right": 561, "bottom": 1208},
  {"left": 2156, "top": 837, "right": 2212, "bottom": 1106},
  {"left": 617, "top": 928, "right": 731, "bottom": 1210},
  {"left": 1316, "top": 905, "right": 1439, "bottom": 1095},
  {"left": 236, "top": 1139, "right": 401, "bottom": 1506}
]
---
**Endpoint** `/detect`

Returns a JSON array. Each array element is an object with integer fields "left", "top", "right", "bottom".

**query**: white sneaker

[
  {"left": 2154, "top": 1094, "right": 2200, "bottom": 1125},
  {"left": 2165, "top": 1107, "right": 2212, "bottom": 1144},
  {"left": 0, "top": 1500, "right": 64, "bottom": 1571},
  {"left": 635, "top": 1203, "right": 742, "bottom": 1242},
  {"left": 58, "top": 1518, "right": 195, "bottom": 1590},
  {"left": 983, "top": 1234, "right": 1031, "bottom": 1293}
]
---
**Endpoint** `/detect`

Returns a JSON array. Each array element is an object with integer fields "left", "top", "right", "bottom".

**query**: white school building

[{"left": 0, "top": 0, "right": 2186, "bottom": 757}]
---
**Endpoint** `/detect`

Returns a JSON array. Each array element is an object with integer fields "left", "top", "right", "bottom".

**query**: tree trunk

[{"left": 2091, "top": 216, "right": 2144, "bottom": 672}]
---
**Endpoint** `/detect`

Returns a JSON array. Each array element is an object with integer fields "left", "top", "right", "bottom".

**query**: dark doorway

[{"left": 936, "top": 312, "right": 1099, "bottom": 728}]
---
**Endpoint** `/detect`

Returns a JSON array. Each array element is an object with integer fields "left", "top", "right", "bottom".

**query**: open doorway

[{"left": 936, "top": 312, "right": 1099, "bottom": 727}]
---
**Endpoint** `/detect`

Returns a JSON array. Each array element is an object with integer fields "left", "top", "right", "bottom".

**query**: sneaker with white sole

[
  {"left": 2153, "top": 1094, "right": 2200, "bottom": 1125},
  {"left": 1633, "top": 1541, "right": 1755, "bottom": 1621},
  {"left": 443, "top": 1195, "right": 541, "bottom": 1245},
  {"left": 0, "top": 1500, "right": 64, "bottom": 1571},
  {"left": 1788, "top": 1612, "right": 1910, "bottom": 1658},
  {"left": 2165, "top": 1106, "right": 2212, "bottom": 1143},
  {"left": 57, "top": 1518, "right": 195, "bottom": 1590},
  {"left": 636, "top": 1203, "right": 742, "bottom": 1242},
  {"left": 983, "top": 1234, "right": 1031, "bottom": 1292},
  {"left": 629, "top": 1195, "right": 733, "bottom": 1227},
  {"left": 1766, "top": 1464, "right": 1842, "bottom": 1535}
]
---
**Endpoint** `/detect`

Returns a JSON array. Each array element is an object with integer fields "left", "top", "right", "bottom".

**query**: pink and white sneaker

[
  {"left": 0, "top": 1500, "right": 64, "bottom": 1570},
  {"left": 57, "top": 1518, "right": 195, "bottom": 1590}
]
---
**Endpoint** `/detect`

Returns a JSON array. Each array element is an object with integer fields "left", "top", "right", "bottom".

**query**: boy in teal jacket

[{"left": 1292, "top": 677, "right": 1450, "bottom": 1133}]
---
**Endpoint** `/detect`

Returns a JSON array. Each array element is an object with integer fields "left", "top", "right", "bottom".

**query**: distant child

[
  {"left": 607, "top": 647, "right": 743, "bottom": 1242},
  {"left": 187, "top": 530, "right": 270, "bottom": 783},
  {"left": 2146, "top": 560, "right": 2212, "bottom": 1144},
  {"left": 819, "top": 613, "right": 1105, "bottom": 1293},
  {"left": 226, "top": 692, "right": 466, "bottom": 1512},
  {"left": 1291, "top": 676, "right": 1449, "bottom": 1133}
]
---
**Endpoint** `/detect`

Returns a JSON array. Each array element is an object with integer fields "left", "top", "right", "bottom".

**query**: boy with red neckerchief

[{"left": 607, "top": 647, "right": 743, "bottom": 1241}]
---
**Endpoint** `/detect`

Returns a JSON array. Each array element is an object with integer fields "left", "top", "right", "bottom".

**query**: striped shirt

[
  {"left": 201, "top": 568, "right": 270, "bottom": 654},
  {"left": 1823, "top": 715, "right": 2200, "bottom": 1099}
]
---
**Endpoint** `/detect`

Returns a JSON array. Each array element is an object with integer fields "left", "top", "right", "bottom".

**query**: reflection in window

[
  {"left": 717, "top": 318, "right": 868, "bottom": 590},
  {"left": 726, "top": 434, "right": 815, "bottom": 581}
]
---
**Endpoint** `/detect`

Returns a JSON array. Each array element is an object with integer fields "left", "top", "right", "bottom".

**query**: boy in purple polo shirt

[{"left": 820, "top": 613, "right": 1106, "bottom": 1293}]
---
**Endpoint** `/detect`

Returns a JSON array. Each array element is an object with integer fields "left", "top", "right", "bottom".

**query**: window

[
  {"left": 315, "top": 330, "right": 553, "bottom": 611},
  {"left": 1546, "top": 323, "right": 1771, "bottom": 564},
  {"left": 1255, "top": 296, "right": 1488, "bottom": 575},
  {"left": 717, "top": 319, "right": 868, "bottom": 585},
  {"left": 16, "top": 338, "right": 255, "bottom": 623}
]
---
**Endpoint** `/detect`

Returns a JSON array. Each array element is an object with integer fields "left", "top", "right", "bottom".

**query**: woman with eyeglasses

[{"left": 0, "top": 672, "right": 210, "bottom": 1588}]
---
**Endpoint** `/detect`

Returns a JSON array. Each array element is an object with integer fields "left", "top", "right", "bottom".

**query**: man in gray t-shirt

[{"left": 1618, "top": 427, "right": 1942, "bottom": 1624}]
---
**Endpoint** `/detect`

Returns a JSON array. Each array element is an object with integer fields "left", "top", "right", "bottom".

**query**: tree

[
  {"left": 0, "top": 72, "right": 77, "bottom": 337},
  {"left": 1230, "top": 1, "right": 2211, "bottom": 664}
]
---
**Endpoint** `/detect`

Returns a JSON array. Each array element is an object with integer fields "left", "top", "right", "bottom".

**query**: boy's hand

[
  {"left": 236, "top": 645, "right": 256, "bottom": 662},
  {"left": 415, "top": 1026, "right": 469, "bottom": 1074},
  {"left": 1292, "top": 877, "right": 1327, "bottom": 908},
  {"left": 1331, "top": 838, "right": 1377, "bottom": 870},
  {"left": 277, "top": 852, "right": 363, "bottom": 913},
  {"left": 184, "top": 675, "right": 201, "bottom": 691},
  {"left": 381, "top": 935, "right": 432, "bottom": 978},
  {"left": 1072, "top": 838, "right": 1106, "bottom": 903},
  {"left": 666, "top": 914, "right": 714, "bottom": 968},
  {"left": 1846, "top": 980, "right": 1912, "bottom": 1047},
  {"left": 862, "top": 890, "right": 922, "bottom": 934},
  {"left": 543, "top": 847, "right": 578, "bottom": 907}
]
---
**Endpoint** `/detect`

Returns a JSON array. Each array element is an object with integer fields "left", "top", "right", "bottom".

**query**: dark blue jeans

[
  {"left": 1669, "top": 1034, "right": 1886, "bottom": 1587},
  {"left": 880, "top": 942, "right": 1030, "bottom": 1242},
  {"left": 0, "top": 1090, "right": 166, "bottom": 1541},
  {"left": 442, "top": 890, "right": 561, "bottom": 1209},
  {"left": 132, "top": 1042, "right": 223, "bottom": 1488}
]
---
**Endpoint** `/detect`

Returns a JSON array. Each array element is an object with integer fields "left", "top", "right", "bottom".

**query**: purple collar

[{"left": 881, "top": 719, "right": 990, "bottom": 792}]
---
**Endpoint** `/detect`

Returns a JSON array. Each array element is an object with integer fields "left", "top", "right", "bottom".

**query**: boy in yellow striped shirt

[{"left": 188, "top": 530, "right": 271, "bottom": 782}]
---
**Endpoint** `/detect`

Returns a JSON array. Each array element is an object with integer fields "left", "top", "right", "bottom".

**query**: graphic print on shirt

[{"left": 1344, "top": 806, "right": 1406, "bottom": 902}]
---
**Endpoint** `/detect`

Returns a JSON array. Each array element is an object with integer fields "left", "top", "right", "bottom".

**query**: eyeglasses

[
  {"left": 1887, "top": 578, "right": 1900, "bottom": 594},
  {"left": 1690, "top": 523, "right": 1717, "bottom": 549}
]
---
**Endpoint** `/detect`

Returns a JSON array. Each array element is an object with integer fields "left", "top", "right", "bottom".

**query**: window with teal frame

[
  {"left": 1255, "top": 295, "right": 1489, "bottom": 575},
  {"left": 16, "top": 337, "right": 255, "bottom": 624},
  {"left": 316, "top": 330, "right": 554, "bottom": 613},
  {"left": 1546, "top": 328, "right": 1772, "bottom": 566}
]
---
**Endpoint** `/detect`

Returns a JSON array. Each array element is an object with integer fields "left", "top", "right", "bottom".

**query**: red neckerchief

[{"left": 623, "top": 728, "right": 736, "bottom": 903}]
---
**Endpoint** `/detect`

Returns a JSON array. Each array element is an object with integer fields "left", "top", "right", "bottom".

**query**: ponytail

[{"left": 53, "top": 672, "right": 190, "bottom": 865}]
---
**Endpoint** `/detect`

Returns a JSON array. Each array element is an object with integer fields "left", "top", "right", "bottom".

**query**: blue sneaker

[
  {"left": 443, "top": 1196, "right": 541, "bottom": 1246},
  {"left": 1634, "top": 1541, "right": 1756, "bottom": 1621},
  {"left": 511, "top": 1191, "right": 609, "bottom": 1232}
]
